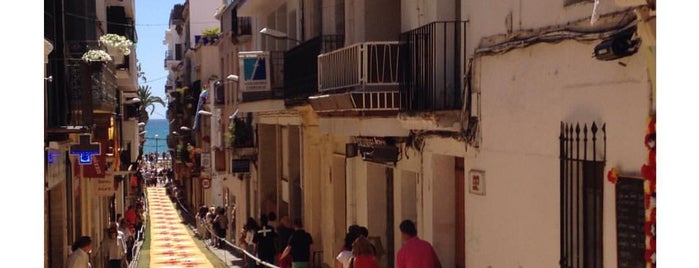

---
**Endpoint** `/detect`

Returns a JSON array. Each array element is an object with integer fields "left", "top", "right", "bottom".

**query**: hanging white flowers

[
  {"left": 99, "top": 33, "right": 133, "bottom": 56},
  {"left": 81, "top": 49, "right": 112, "bottom": 62}
]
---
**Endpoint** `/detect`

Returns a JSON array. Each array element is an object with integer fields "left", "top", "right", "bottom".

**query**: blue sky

[{"left": 135, "top": 0, "right": 186, "bottom": 119}]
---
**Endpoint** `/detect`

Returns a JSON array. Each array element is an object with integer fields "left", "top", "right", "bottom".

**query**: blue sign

[
  {"left": 239, "top": 51, "right": 271, "bottom": 92},
  {"left": 70, "top": 134, "right": 101, "bottom": 165}
]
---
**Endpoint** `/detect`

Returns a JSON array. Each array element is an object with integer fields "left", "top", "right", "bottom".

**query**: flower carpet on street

[{"left": 148, "top": 187, "right": 213, "bottom": 268}]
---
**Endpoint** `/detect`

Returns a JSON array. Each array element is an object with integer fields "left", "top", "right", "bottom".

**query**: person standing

[
  {"left": 240, "top": 217, "right": 260, "bottom": 268},
  {"left": 351, "top": 234, "right": 379, "bottom": 268},
  {"left": 213, "top": 206, "right": 229, "bottom": 248},
  {"left": 276, "top": 216, "right": 294, "bottom": 268},
  {"left": 253, "top": 214, "right": 278, "bottom": 266},
  {"left": 280, "top": 219, "right": 313, "bottom": 268},
  {"left": 66, "top": 236, "right": 93, "bottom": 268},
  {"left": 100, "top": 228, "right": 127, "bottom": 268},
  {"left": 335, "top": 231, "right": 358, "bottom": 268},
  {"left": 395, "top": 220, "right": 442, "bottom": 268}
]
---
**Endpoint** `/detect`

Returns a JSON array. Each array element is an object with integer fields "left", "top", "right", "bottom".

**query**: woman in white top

[{"left": 336, "top": 232, "right": 359, "bottom": 268}]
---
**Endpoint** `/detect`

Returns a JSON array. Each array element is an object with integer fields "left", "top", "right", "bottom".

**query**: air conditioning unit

[{"left": 359, "top": 145, "right": 399, "bottom": 163}]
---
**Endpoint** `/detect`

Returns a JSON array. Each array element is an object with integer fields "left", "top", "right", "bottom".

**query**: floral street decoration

[
  {"left": 641, "top": 116, "right": 656, "bottom": 267},
  {"left": 81, "top": 49, "right": 112, "bottom": 62},
  {"left": 99, "top": 33, "right": 134, "bottom": 55}
]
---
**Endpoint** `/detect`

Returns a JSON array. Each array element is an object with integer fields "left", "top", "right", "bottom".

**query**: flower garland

[
  {"left": 99, "top": 34, "right": 133, "bottom": 55},
  {"left": 81, "top": 49, "right": 112, "bottom": 62},
  {"left": 641, "top": 116, "right": 656, "bottom": 267}
]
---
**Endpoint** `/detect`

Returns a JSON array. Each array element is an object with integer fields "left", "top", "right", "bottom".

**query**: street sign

[{"left": 201, "top": 178, "right": 211, "bottom": 189}]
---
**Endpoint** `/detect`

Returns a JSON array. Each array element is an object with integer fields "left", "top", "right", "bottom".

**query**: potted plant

[
  {"left": 201, "top": 27, "right": 220, "bottom": 44},
  {"left": 99, "top": 33, "right": 133, "bottom": 64},
  {"left": 81, "top": 49, "right": 112, "bottom": 71}
]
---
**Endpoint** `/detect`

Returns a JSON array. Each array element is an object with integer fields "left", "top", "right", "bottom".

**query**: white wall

[
  {"left": 464, "top": 40, "right": 650, "bottom": 268},
  {"left": 189, "top": 0, "right": 222, "bottom": 45},
  {"left": 462, "top": 0, "right": 628, "bottom": 59}
]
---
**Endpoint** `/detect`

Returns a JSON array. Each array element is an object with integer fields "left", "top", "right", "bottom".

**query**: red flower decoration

[
  {"left": 607, "top": 168, "right": 618, "bottom": 184},
  {"left": 642, "top": 164, "right": 656, "bottom": 182}
]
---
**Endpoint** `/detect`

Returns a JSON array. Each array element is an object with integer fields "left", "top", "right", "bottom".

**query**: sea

[{"left": 143, "top": 118, "right": 169, "bottom": 155}]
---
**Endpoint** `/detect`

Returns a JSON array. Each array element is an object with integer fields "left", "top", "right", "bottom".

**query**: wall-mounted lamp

[
  {"left": 260, "top": 27, "right": 301, "bottom": 44},
  {"left": 228, "top": 109, "right": 240, "bottom": 121},
  {"left": 593, "top": 26, "right": 639, "bottom": 61},
  {"left": 226, "top": 74, "right": 239, "bottom": 82},
  {"left": 124, "top": 98, "right": 142, "bottom": 104},
  {"left": 44, "top": 76, "right": 53, "bottom": 83}
]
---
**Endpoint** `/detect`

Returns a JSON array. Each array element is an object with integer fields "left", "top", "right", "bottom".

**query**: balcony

[
  {"left": 283, "top": 34, "right": 344, "bottom": 105},
  {"left": 232, "top": 16, "right": 252, "bottom": 43},
  {"left": 312, "top": 42, "right": 401, "bottom": 114},
  {"left": 399, "top": 21, "right": 467, "bottom": 112},
  {"left": 236, "top": 51, "right": 286, "bottom": 112},
  {"left": 59, "top": 59, "right": 117, "bottom": 128},
  {"left": 107, "top": 6, "right": 137, "bottom": 43},
  {"left": 164, "top": 44, "right": 183, "bottom": 69}
]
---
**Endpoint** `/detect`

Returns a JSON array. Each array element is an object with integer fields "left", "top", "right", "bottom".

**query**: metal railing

[
  {"left": 234, "top": 17, "right": 253, "bottom": 38},
  {"left": 318, "top": 41, "right": 401, "bottom": 92},
  {"left": 127, "top": 193, "right": 148, "bottom": 268},
  {"left": 399, "top": 20, "right": 467, "bottom": 111},
  {"left": 174, "top": 197, "right": 280, "bottom": 268},
  {"left": 284, "top": 34, "right": 344, "bottom": 100}
]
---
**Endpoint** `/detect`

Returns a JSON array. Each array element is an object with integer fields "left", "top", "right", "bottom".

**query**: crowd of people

[
  {"left": 196, "top": 210, "right": 441, "bottom": 268},
  {"left": 66, "top": 201, "right": 146, "bottom": 268},
  {"left": 233, "top": 212, "right": 312, "bottom": 268},
  {"left": 334, "top": 219, "right": 441, "bottom": 268}
]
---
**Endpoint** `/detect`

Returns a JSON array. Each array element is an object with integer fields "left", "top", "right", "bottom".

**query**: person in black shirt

[
  {"left": 276, "top": 216, "right": 294, "bottom": 268},
  {"left": 253, "top": 214, "right": 278, "bottom": 267},
  {"left": 280, "top": 219, "right": 313, "bottom": 268}
]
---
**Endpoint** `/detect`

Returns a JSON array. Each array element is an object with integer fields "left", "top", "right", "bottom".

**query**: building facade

[
  {"left": 168, "top": 0, "right": 656, "bottom": 267},
  {"left": 44, "top": 0, "right": 141, "bottom": 267}
]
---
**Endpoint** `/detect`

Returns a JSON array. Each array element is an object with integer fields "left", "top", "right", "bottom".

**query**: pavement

[{"left": 197, "top": 237, "right": 248, "bottom": 268}]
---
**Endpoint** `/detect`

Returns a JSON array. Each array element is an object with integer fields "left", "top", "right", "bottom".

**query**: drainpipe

[{"left": 300, "top": 0, "right": 305, "bottom": 40}]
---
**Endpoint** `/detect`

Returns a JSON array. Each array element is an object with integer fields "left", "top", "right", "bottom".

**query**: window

[{"left": 559, "top": 122, "right": 605, "bottom": 268}]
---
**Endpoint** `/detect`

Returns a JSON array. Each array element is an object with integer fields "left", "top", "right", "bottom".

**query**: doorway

[{"left": 455, "top": 157, "right": 465, "bottom": 268}]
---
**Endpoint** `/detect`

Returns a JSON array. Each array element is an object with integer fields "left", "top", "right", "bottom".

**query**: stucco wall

[
  {"left": 463, "top": 40, "right": 650, "bottom": 267},
  {"left": 189, "top": 0, "right": 221, "bottom": 45}
]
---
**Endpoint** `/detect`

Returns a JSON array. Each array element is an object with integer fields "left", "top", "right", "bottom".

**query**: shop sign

[
  {"left": 46, "top": 150, "right": 66, "bottom": 190},
  {"left": 94, "top": 176, "right": 114, "bottom": 196}
]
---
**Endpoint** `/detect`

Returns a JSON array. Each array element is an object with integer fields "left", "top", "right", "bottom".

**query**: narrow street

[{"left": 146, "top": 187, "right": 213, "bottom": 267}]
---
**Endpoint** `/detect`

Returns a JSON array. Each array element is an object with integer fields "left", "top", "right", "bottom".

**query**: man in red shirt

[{"left": 396, "top": 220, "right": 442, "bottom": 268}]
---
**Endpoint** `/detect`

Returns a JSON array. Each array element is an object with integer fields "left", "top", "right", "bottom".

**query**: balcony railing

[
  {"left": 233, "top": 16, "right": 252, "bottom": 40},
  {"left": 107, "top": 6, "right": 137, "bottom": 43},
  {"left": 164, "top": 45, "right": 183, "bottom": 68},
  {"left": 284, "top": 35, "right": 344, "bottom": 102},
  {"left": 238, "top": 50, "right": 284, "bottom": 102},
  {"left": 318, "top": 41, "right": 401, "bottom": 92},
  {"left": 59, "top": 58, "right": 117, "bottom": 128},
  {"left": 399, "top": 21, "right": 467, "bottom": 112}
]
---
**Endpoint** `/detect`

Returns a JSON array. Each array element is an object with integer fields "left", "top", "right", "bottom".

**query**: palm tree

[{"left": 137, "top": 85, "right": 165, "bottom": 124}]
